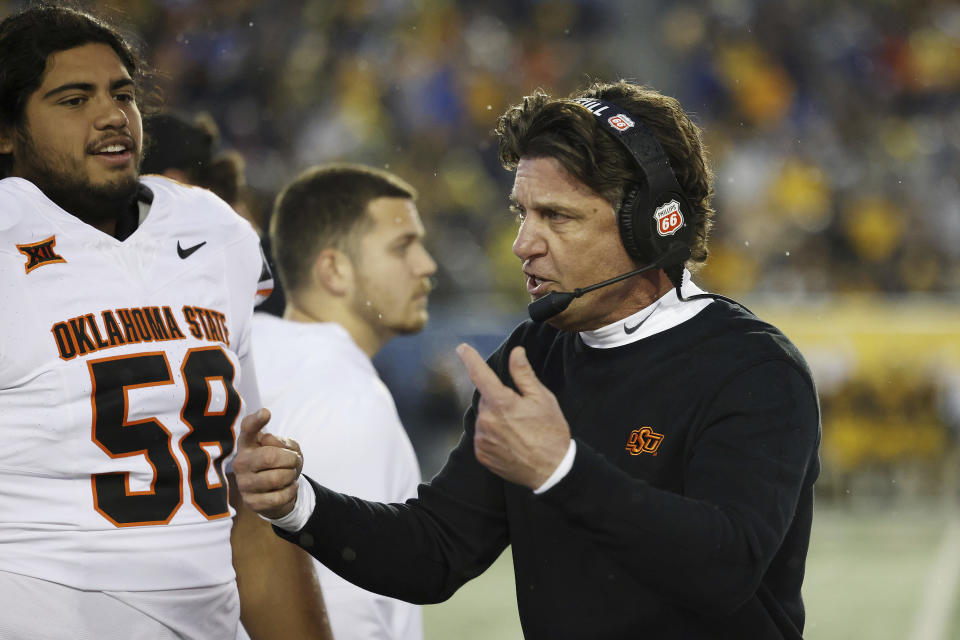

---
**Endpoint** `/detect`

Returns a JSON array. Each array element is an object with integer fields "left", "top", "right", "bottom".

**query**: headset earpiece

[
  {"left": 573, "top": 97, "right": 694, "bottom": 269},
  {"left": 616, "top": 183, "right": 644, "bottom": 262}
]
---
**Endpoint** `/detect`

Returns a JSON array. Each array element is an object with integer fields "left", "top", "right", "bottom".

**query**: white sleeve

[
  {"left": 223, "top": 226, "right": 267, "bottom": 414},
  {"left": 263, "top": 475, "right": 314, "bottom": 532},
  {"left": 534, "top": 439, "right": 577, "bottom": 494},
  {"left": 223, "top": 224, "right": 266, "bottom": 473},
  {"left": 224, "top": 335, "right": 261, "bottom": 477},
  {"left": 235, "top": 346, "right": 262, "bottom": 414}
]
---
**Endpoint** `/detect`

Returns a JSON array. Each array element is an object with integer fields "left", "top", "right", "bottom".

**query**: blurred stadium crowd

[
  {"left": 9, "top": 0, "right": 959, "bottom": 496},
  {"left": 65, "top": 0, "right": 959, "bottom": 302}
]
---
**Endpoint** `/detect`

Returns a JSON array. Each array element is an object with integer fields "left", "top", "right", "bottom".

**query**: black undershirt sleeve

[{"left": 536, "top": 359, "right": 820, "bottom": 615}]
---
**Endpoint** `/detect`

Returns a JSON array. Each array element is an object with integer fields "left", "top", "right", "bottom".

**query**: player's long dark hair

[{"left": 0, "top": 4, "right": 156, "bottom": 177}]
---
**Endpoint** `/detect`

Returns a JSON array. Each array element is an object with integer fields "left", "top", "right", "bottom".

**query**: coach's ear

[{"left": 311, "top": 247, "right": 354, "bottom": 297}]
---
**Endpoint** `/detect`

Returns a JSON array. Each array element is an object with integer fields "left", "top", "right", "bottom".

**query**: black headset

[{"left": 571, "top": 97, "right": 694, "bottom": 289}]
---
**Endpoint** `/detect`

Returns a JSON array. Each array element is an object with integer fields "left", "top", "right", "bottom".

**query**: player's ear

[{"left": 311, "top": 247, "right": 353, "bottom": 296}]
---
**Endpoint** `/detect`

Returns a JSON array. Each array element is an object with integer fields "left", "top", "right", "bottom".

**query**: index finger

[
  {"left": 456, "top": 343, "right": 513, "bottom": 401},
  {"left": 237, "top": 408, "right": 271, "bottom": 451}
]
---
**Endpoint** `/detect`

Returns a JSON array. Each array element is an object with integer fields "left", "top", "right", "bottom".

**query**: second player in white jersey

[{"left": 251, "top": 313, "right": 423, "bottom": 640}]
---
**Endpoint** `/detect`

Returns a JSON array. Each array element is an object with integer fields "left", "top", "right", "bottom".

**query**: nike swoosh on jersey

[{"left": 177, "top": 241, "right": 207, "bottom": 259}]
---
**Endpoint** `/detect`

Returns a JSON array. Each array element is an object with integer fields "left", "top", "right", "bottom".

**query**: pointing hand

[{"left": 456, "top": 344, "right": 571, "bottom": 490}]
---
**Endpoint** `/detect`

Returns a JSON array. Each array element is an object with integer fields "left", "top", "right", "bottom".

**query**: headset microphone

[{"left": 527, "top": 244, "right": 691, "bottom": 322}]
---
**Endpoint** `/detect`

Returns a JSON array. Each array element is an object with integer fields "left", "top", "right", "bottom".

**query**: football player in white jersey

[
  {"left": 0, "top": 6, "right": 331, "bottom": 639},
  {"left": 250, "top": 164, "right": 436, "bottom": 640}
]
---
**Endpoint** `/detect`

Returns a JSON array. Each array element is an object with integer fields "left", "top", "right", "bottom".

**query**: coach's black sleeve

[
  {"left": 273, "top": 406, "right": 510, "bottom": 604},
  {"left": 536, "top": 359, "right": 820, "bottom": 615}
]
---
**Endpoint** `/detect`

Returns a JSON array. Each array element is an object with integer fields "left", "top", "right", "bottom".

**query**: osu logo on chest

[{"left": 625, "top": 426, "right": 664, "bottom": 456}]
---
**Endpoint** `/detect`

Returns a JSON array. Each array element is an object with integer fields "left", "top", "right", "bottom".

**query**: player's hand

[
  {"left": 456, "top": 343, "right": 571, "bottom": 490},
  {"left": 233, "top": 408, "right": 303, "bottom": 519}
]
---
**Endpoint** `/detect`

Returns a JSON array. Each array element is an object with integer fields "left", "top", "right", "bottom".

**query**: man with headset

[{"left": 235, "top": 81, "right": 822, "bottom": 639}]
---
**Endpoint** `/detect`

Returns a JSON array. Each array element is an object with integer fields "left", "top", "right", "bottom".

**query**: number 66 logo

[{"left": 654, "top": 200, "right": 684, "bottom": 236}]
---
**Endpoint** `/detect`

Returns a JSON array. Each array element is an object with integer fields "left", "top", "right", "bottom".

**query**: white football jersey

[{"left": 0, "top": 176, "right": 269, "bottom": 592}]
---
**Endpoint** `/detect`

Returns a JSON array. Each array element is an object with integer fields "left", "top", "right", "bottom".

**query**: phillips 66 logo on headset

[
  {"left": 608, "top": 113, "right": 635, "bottom": 131},
  {"left": 654, "top": 200, "right": 684, "bottom": 236}
]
